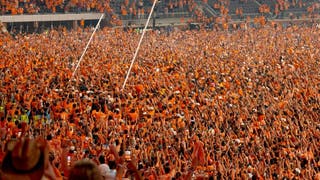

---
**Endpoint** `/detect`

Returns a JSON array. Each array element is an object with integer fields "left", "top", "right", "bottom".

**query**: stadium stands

[
  {"left": 0, "top": 0, "right": 319, "bottom": 25},
  {"left": 206, "top": 0, "right": 319, "bottom": 20},
  {"left": 0, "top": 1, "right": 320, "bottom": 180}
]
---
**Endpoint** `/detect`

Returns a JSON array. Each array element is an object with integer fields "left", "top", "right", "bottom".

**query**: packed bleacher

[
  {"left": 1, "top": 0, "right": 319, "bottom": 22},
  {"left": 0, "top": 18, "right": 320, "bottom": 179},
  {"left": 0, "top": 0, "right": 195, "bottom": 19},
  {"left": 0, "top": 0, "right": 113, "bottom": 14},
  {"left": 210, "top": 0, "right": 319, "bottom": 17}
]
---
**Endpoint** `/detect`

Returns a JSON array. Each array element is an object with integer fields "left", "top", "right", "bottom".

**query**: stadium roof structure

[{"left": 0, "top": 13, "right": 103, "bottom": 23}]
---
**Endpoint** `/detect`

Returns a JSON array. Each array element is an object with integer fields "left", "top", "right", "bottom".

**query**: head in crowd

[{"left": 68, "top": 159, "right": 103, "bottom": 180}]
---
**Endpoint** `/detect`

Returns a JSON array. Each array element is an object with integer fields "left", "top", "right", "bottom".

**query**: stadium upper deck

[{"left": 1, "top": 0, "right": 319, "bottom": 19}]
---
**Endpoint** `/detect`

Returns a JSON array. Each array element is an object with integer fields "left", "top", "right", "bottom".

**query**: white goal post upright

[{"left": 121, "top": 0, "right": 158, "bottom": 90}]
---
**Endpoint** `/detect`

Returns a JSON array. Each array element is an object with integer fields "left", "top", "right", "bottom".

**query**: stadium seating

[{"left": 0, "top": 0, "right": 319, "bottom": 22}]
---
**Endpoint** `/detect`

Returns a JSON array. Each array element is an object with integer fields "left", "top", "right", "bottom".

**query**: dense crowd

[
  {"left": 0, "top": 0, "right": 195, "bottom": 15},
  {"left": 0, "top": 21, "right": 319, "bottom": 179},
  {"left": 0, "top": 0, "right": 116, "bottom": 14},
  {"left": 213, "top": 0, "right": 320, "bottom": 16},
  {"left": 0, "top": 0, "right": 200, "bottom": 26},
  {"left": 1, "top": 0, "right": 319, "bottom": 20}
]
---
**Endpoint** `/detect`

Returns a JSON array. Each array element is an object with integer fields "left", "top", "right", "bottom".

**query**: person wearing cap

[{"left": 1, "top": 138, "right": 57, "bottom": 180}]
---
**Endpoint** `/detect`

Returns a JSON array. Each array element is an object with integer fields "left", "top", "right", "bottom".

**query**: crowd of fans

[
  {"left": 0, "top": 20, "right": 319, "bottom": 179},
  {"left": 1, "top": 0, "right": 319, "bottom": 30},
  {"left": 1, "top": 0, "right": 319, "bottom": 19},
  {"left": 211, "top": 0, "right": 320, "bottom": 17},
  {"left": 0, "top": 0, "right": 196, "bottom": 16},
  {"left": 0, "top": 0, "right": 199, "bottom": 26},
  {"left": 0, "top": 0, "right": 115, "bottom": 14}
]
